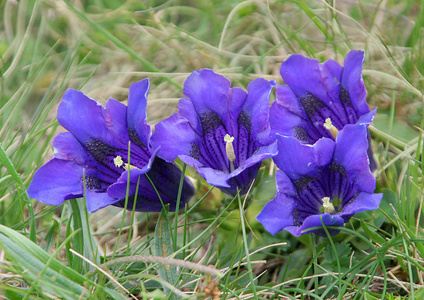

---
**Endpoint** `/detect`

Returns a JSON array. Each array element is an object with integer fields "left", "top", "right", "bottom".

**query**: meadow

[{"left": 1, "top": 0, "right": 424, "bottom": 299}]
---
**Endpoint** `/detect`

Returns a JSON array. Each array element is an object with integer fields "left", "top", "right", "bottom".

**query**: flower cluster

[
  {"left": 258, "top": 50, "right": 382, "bottom": 236},
  {"left": 28, "top": 50, "right": 382, "bottom": 237}
]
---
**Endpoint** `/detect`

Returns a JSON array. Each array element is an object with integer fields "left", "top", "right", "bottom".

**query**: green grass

[{"left": 1, "top": 0, "right": 424, "bottom": 299}]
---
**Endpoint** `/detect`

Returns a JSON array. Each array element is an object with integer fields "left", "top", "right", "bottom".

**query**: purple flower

[
  {"left": 27, "top": 79, "right": 194, "bottom": 213},
  {"left": 257, "top": 124, "right": 382, "bottom": 237},
  {"left": 270, "top": 50, "right": 377, "bottom": 169},
  {"left": 151, "top": 69, "right": 278, "bottom": 196}
]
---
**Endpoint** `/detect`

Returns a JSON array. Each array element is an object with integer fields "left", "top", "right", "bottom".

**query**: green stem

[{"left": 237, "top": 191, "right": 257, "bottom": 300}]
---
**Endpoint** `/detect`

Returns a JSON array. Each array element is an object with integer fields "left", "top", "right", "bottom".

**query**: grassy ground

[{"left": 1, "top": 0, "right": 424, "bottom": 299}]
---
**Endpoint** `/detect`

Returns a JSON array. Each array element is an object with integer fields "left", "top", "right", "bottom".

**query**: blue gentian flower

[
  {"left": 257, "top": 124, "right": 382, "bottom": 237},
  {"left": 27, "top": 79, "right": 194, "bottom": 213},
  {"left": 270, "top": 50, "right": 377, "bottom": 169},
  {"left": 151, "top": 69, "right": 278, "bottom": 196}
]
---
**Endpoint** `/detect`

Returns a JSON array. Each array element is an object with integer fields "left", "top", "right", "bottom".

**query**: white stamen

[
  {"left": 324, "top": 118, "right": 339, "bottom": 138},
  {"left": 114, "top": 156, "right": 124, "bottom": 168},
  {"left": 224, "top": 134, "right": 236, "bottom": 162},
  {"left": 322, "top": 197, "right": 335, "bottom": 214},
  {"left": 114, "top": 155, "right": 137, "bottom": 170},
  {"left": 224, "top": 134, "right": 236, "bottom": 172}
]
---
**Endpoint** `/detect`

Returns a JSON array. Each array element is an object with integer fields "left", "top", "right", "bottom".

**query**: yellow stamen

[
  {"left": 114, "top": 155, "right": 137, "bottom": 170},
  {"left": 113, "top": 156, "right": 124, "bottom": 168},
  {"left": 124, "top": 163, "right": 137, "bottom": 171},
  {"left": 322, "top": 197, "right": 335, "bottom": 214},
  {"left": 324, "top": 118, "right": 339, "bottom": 138}
]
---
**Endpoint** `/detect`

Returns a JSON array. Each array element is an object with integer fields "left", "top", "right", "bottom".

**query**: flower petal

[
  {"left": 339, "top": 192, "right": 382, "bottom": 217},
  {"left": 108, "top": 158, "right": 194, "bottom": 212},
  {"left": 288, "top": 213, "right": 345, "bottom": 237},
  {"left": 242, "top": 78, "right": 276, "bottom": 142},
  {"left": 333, "top": 124, "right": 375, "bottom": 193},
  {"left": 195, "top": 166, "right": 232, "bottom": 188},
  {"left": 127, "top": 79, "right": 151, "bottom": 148},
  {"left": 270, "top": 85, "right": 318, "bottom": 143},
  {"left": 85, "top": 190, "right": 119, "bottom": 213},
  {"left": 276, "top": 51, "right": 374, "bottom": 147},
  {"left": 341, "top": 50, "right": 369, "bottom": 116},
  {"left": 273, "top": 135, "right": 335, "bottom": 181},
  {"left": 104, "top": 98, "right": 130, "bottom": 146},
  {"left": 58, "top": 89, "right": 124, "bottom": 148},
  {"left": 280, "top": 54, "right": 346, "bottom": 126},
  {"left": 237, "top": 142, "right": 278, "bottom": 174},
  {"left": 178, "top": 97, "right": 201, "bottom": 133},
  {"left": 27, "top": 159, "right": 83, "bottom": 205},
  {"left": 151, "top": 113, "right": 200, "bottom": 162},
  {"left": 182, "top": 69, "right": 231, "bottom": 126},
  {"left": 257, "top": 171, "right": 297, "bottom": 235},
  {"left": 196, "top": 142, "right": 278, "bottom": 194},
  {"left": 52, "top": 132, "right": 88, "bottom": 164},
  {"left": 357, "top": 107, "right": 377, "bottom": 125},
  {"left": 280, "top": 54, "right": 326, "bottom": 99}
]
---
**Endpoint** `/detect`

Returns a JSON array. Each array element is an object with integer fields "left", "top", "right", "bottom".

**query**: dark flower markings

[
  {"left": 237, "top": 111, "right": 251, "bottom": 135},
  {"left": 86, "top": 136, "right": 150, "bottom": 166},
  {"left": 83, "top": 137, "right": 152, "bottom": 191},
  {"left": 190, "top": 110, "right": 255, "bottom": 175},
  {"left": 291, "top": 163, "right": 352, "bottom": 225},
  {"left": 200, "top": 111, "right": 223, "bottom": 134},
  {"left": 294, "top": 175, "right": 315, "bottom": 192},
  {"left": 301, "top": 94, "right": 341, "bottom": 126},
  {"left": 85, "top": 175, "right": 102, "bottom": 190},
  {"left": 339, "top": 87, "right": 359, "bottom": 124},
  {"left": 84, "top": 138, "right": 121, "bottom": 189},
  {"left": 128, "top": 128, "right": 146, "bottom": 148},
  {"left": 339, "top": 87, "right": 353, "bottom": 107},
  {"left": 189, "top": 143, "right": 200, "bottom": 160},
  {"left": 329, "top": 161, "right": 347, "bottom": 178},
  {"left": 300, "top": 93, "right": 325, "bottom": 119},
  {"left": 293, "top": 126, "right": 310, "bottom": 143},
  {"left": 344, "top": 191, "right": 360, "bottom": 208},
  {"left": 85, "top": 138, "right": 118, "bottom": 162},
  {"left": 292, "top": 207, "right": 301, "bottom": 226},
  {"left": 197, "top": 111, "right": 228, "bottom": 171}
]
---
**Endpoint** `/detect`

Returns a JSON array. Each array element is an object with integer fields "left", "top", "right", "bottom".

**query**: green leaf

[
  {"left": 0, "top": 284, "right": 42, "bottom": 300},
  {"left": 364, "top": 292, "right": 380, "bottom": 300},
  {"left": 0, "top": 143, "right": 36, "bottom": 242},
  {"left": 360, "top": 220, "right": 386, "bottom": 245},
  {"left": 0, "top": 225, "right": 89, "bottom": 299},
  {"left": 0, "top": 225, "right": 127, "bottom": 299},
  {"left": 68, "top": 198, "right": 99, "bottom": 273},
  {"left": 322, "top": 242, "right": 353, "bottom": 272},
  {"left": 40, "top": 219, "right": 59, "bottom": 252},
  {"left": 154, "top": 206, "right": 178, "bottom": 299},
  {"left": 278, "top": 248, "right": 310, "bottom": 282}
]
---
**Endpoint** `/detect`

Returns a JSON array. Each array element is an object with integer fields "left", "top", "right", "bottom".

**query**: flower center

[
  {"left": 113, "top": 155, "right": 137, "bottom": 171},
  {"left": 323, "top": 118, "right": 339, "bottom": 138},
  {"left": 321, "top": 196, "right": 335, "bottom": 214},
  {"left": 224, "top": 134, "right": 236, "bottom": 172}
]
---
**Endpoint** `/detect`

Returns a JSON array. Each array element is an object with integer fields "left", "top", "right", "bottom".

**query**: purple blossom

[
  {"left": 270, "top": 50, "right": 377, "bottom": 169},
  {"left": 151, "top": 69, "right": 278, "bottom": 196},
  {"left": 27, "top": 79, "right": 194, "bottom": 213},
  {"left": 257, "top": 124, "right": 382, "bottom": 237}
]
